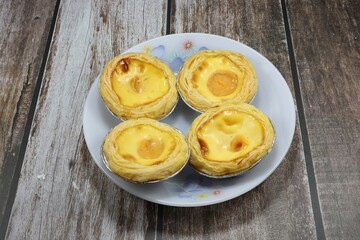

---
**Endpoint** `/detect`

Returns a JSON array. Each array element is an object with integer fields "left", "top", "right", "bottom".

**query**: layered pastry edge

[
  {"left": 177, "top": 50, "right": 258, "bottom": 112},
  {"left": 102, "top": 118, "right": 189, "bottom": 183},
  {"left": 187, "top": 103, "right": 275, "bottom": 177},
  {"left": 99, "top": 53, "right": 178, "bottom": 120}
]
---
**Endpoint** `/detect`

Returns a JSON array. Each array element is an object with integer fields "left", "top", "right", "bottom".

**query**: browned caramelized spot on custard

[
  {"left": 119, "top": 59, "right": 129, "bottom": 72},
  {"left": 191, "top": 74, "right": 198, "bottom": 88},
  {"left": 196, "top": 61, "right": 208, "bottom": 73},
  {"left": 200, "top": 61, "right": 208, "bottom": 69},
  {"left": 230, "top": 135, "right": 245, "bottom": 152},
  {"left": 207, "top": 71, "right": 238, "bottom": 97},
  {"left": 130, "top": 76, "right": 142, "bottom": 93},
  {"left": 139, "top": 64, "right": 145, "bottom": 73},
  {"left": 121, "top": 154, "right": 136, "bottom": 162},
  {"left": 138, "top": 139, "right": 164, "bottom": 159},
  {"left": 198, "top": 139, "right": 209, "bottom": 156}
]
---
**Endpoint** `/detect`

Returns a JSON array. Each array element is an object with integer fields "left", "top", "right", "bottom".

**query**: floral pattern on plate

[
  {"left": 141, "top": 40, "right": 208, "bottom": 73},
  {"left": 165, "top": 173, "right": 238, "bottom": 199}
]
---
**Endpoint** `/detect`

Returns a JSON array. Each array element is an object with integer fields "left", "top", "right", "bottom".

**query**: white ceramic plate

[{"left": 83, "top": 33, "right": 295, "bottom": 207}]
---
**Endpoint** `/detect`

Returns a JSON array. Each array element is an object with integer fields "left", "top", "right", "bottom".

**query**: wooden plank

[
  {"left": 5, "top": 0, "right": 167, "bottom": 239},
  {"left": 287, "top": 0, "right": 360, "bottom": 239},
  {"left": 0, "top": 0, "right": 57, "bottom": 228},
  {"left": 161, "top": 1, "right": 317, "bottom": 239}
]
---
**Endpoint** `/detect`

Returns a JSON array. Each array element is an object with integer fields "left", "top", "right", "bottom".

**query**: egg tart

[
  {"left": 99, "top": 53, "right": 178, "bottom": 120},
  {"left": 102, "top": 118, "right": 189, "bottom": 183},
  {"left": 188, "top": 103, "right": 275, "bottom": 177},
  {"left": 177, "top": 50, "right": 257, "bottom": 112}
]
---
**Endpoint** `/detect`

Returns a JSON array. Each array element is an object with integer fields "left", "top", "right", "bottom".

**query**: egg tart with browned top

[
  {"left": 177, "top": 50, "right": 257, "bottom": 112},
  {"left": 187, "top": 103, "right": 275, "bottom": 177},
  {"left": 99, "top": 53, "right": 178, "bottom": 120},
  {"left": 102, "top": 118, "right": 189, "bottom": 183}
]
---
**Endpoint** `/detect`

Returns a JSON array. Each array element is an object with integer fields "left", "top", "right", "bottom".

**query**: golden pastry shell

[
  {"left": 177, "top": 50, "right": 257, "bottom": 112},
  {"left": 99, "top": 53, "right": 178, "bottom": 120},
  {"left": 102, "top": 118, "right": 189, "bottom": 183},
  {"left": 187, "top": 103, "right": 275, "bottom": 178}
]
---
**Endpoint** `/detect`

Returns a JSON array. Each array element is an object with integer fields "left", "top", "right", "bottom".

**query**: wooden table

[{"left": 0, "top": 0, "right": 359, "bottom": 239}]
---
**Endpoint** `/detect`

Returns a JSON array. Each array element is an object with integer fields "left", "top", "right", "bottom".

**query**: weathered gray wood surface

[
  {"left": 161, "top": 1, "right": 316, "bottom": 239},
  {"left": 5, "top": 0, "right": 167, "bottom": 239},
  {"left": 2, "top": 0, "right": 360, "bottom": 239},
  {"left": 288, "top": 0, "right": 360, "bottom": 239},
  {"left": 0, "top": 0, "right": 57, "bottom": 229}
]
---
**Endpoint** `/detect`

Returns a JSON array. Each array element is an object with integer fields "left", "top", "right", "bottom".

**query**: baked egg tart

[
  {"left": 187, "top": 103, "right": 275, "bottom": 177},
  {"left": 99, "top": 53, "right": 178, "bottom": 120},
  {"left": 177, "top": 50, "right": 257, "bottom": 112},
  {"left": 102, "top": 118, "right": 189, "bottom": 183}
]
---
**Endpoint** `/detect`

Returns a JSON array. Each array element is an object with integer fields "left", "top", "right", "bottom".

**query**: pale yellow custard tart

[
  {"left": 187, "top": 104, "right": 275, "bottom": 177},
  {"left": 102, "top": 119, "right": 189, "bottom": 183},
  {"left": 177, "top": 50, "right": 257, "bottom": 112},
  {"left": 99, "top": 53, "right": 178, "bottom": 120}
]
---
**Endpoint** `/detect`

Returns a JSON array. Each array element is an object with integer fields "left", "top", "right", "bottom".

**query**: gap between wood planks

[
  {"left": 157, "top": 0, "right": 326, "bottom": 239},
  {"left": 0, "top": 1, "right": 326, "bottom": 239},
  {"left": 280, "top": 0, "right": 326, "bottom": 239},
  {"left": 0, "top": 0, "right": 62, "bottom": 239}
]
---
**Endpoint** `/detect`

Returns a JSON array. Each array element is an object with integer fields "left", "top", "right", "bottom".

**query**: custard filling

[
  {"left": 114, "top": 125, "right": 176, "bottom": 166},
  {"left": 111, "top": 58, "right": 169, "bottom": 107},
  {"left": 191, "top": 56, "right": 244, "bottom": 101},
  {"left": 197, "top": 110, "right": 264, "bottom": 161}
]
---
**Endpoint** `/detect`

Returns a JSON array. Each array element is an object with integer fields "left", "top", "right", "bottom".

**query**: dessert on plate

[
  {"left": 102, "top": 118, "right": 189, "bottom": 183},
  {"left": 99, "top": 53, "right": 178, "bottom": 120},
  {"left": 187, "top": 103, "right": 275, "bottom": 177},
  {"left": 177, "top": 50, "right": 257, "bottom": 112}
]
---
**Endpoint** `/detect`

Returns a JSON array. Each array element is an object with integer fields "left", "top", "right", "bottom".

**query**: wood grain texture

[
  {"left": 0, "top": 0, "right": 57, "bottom": 227},
  {"left": 161, "top": 1, "right": 317, "bottom": 239},
  {"left": 287, "top": 0, "right": 360, "bottom": 239},
  {"left": 5, "top": 0, "right": 167, "bottom": 239}
]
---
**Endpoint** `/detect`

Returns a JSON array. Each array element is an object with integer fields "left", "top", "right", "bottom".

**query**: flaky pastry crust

[
  {"left": 99, "top": 53, "right": 178, "bottom": 120},
  {"left": 187, "top": 104, "right": 275, "bottom": 177},
  {"left": 178, "top": 50, "right": 257, "bottom": 112},
  {"left": 102, "top": 118, "right": 189, "bottom": 183}
]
